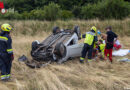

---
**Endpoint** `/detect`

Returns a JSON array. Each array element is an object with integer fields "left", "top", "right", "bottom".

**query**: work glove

[{"left": 97, "top": 30, "right": 101, "bottom": 35}]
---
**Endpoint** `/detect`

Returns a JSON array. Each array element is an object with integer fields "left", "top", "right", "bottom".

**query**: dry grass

[{"left": 0, "top": 19, "right": 130, "bottom": 90}]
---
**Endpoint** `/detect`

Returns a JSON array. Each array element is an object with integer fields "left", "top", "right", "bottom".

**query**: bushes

[
  {"left": 44, "top": 2, "right": 60, "bottom": 20},
  {"left": 102, "top": 0, "right": 130, "bottom": 19},
  {"left": 81, "top": 4, "right": 98, "bottom": 19},
  {"left": 0, "top": 12, "right": 23, "bottom": 20},
  {"left": 72, "top": 6, "right": 81, "bottom": 18},
  {"left": 81, "top": 0, "right": 130, "bottom": 19},
  {"left": 0, "top": 0, "right": 129, "bottom": 20},
  {"left": 60, "top": 10, "right": 74, "bottom": 20},
  {"left": 29, "top": 9, "right": 45, "bottom": 20},
  {"left": 0, "top": 3, "right": 61, "bottom": 20}
]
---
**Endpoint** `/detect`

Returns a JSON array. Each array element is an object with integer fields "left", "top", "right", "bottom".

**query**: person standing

[
  {"left": 80, "top": 26, "right": 98, "bottom": 63},
  {"left": 0, "top": 23, "right": 14, "bottom": 81},
  {"left": 105, "top": 26, "right": 117, "bottom": 63}
]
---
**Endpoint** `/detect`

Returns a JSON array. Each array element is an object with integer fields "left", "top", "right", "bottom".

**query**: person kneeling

[{"left": 97, "top": 40, "right": 105, "bottom": 61}]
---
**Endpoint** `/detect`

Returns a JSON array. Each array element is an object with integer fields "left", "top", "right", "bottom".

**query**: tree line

[{"left": 0, "top": 0, "right": 130, "bottom": 20}]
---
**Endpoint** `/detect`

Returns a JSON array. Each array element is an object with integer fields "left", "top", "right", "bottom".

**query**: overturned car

[{"left": 20, "top": 26, "right": 84, "bottom": 68}]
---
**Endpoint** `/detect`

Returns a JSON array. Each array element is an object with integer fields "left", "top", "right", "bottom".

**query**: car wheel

[
  {"left": 74, "top": 26, "right": 81, "bottom": 40},
  {"left": 31, "top": 40, "right": 40, "bottom": 52},
  {"left": 52, "top": 26, "right": 60, "bottom": 34},
  {"left": 55, "top": 42, "right": 66, "bottom": 58}
]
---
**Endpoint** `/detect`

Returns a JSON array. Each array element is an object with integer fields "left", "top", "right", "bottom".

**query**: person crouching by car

[
  {"left": 104, "top": 26, "right": 118, "bottom": 63},
  {"left": 0, "top": 24, "right": 14, "bottom": 81},
  {"left": 97, "top": 40, "right": 105, "bottom": 60},
  {"left": 80, "top": 26, "right": 98, "bottom": 63}
]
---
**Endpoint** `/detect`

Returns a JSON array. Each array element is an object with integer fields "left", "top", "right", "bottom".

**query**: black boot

[{"left": 80, "top": 60, "right": 84, "bottom": 63}]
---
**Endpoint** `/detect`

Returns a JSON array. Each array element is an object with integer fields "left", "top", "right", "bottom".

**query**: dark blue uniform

[{"left": 0, "top": 31, "right": 13, "bottom": 78}]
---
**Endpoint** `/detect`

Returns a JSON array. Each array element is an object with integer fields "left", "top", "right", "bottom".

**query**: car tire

[
  {"left": 52, "top": 26, "right": 60, "bottom": 34},
  {"left": 74, "top": 26, "right": 81, "bottom": 40},
  {"left": 31, "top": 40, "right": 40, "bottom": 52},
  {"left": 55, "top": 42, "right": 66, "bottom": 58}
]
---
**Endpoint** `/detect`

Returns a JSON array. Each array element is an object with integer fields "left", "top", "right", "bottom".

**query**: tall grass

[
  {"left": 0, "top": 19, "right": 130, "bottom": 90},
  {"left": 0, "top": 18, "right": 130, "bottom": 36}
]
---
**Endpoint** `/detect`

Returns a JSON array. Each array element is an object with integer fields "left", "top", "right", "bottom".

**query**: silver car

[{"left": 30, "top": 26, "right": 83, "bottom": 64}]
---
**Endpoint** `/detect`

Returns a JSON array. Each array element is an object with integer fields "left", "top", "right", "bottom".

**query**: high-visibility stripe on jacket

[
  {"left": 0, "top": 36, "right": 8, "bottom": 41},
  {"left": 93, "top": 42, "right": 96, "bottom": 48},
  {"left": 93, "top": 35, "right": 98, "bottom": 48},
  {"left": 7, "top": 49, "right": 13, "bottom": 54},
  {"left": 99, "top": 44, "right": 105, "bottom": 57},
  {"left": 84, "top": 32, "right": 95, "bottom": 45},
  {"left": 0, "top": 32, "right": 13, "bottom": 55}
]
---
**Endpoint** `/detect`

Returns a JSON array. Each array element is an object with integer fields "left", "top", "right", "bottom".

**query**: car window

[{"left": 68, "top": 39, "right": 76, "bottom": 46}]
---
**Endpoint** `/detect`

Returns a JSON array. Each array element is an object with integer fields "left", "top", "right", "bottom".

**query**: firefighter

[
  {"left": 0, "top": 23, "right": 14, "bottom": 81},
  {"left": 80, "top": 26, "right": 98, "bottom": 63}
]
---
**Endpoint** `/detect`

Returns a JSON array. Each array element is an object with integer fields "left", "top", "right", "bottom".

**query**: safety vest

[
  {"left": 99, "top": 44, "right": 105, "bottom": 57},
  {"left": 84, "top": 32, "right": 95, "bottom": 45}
]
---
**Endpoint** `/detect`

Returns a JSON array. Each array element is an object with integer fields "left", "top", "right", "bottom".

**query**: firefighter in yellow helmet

[
  {"left": 0, "top": 24, "right": 14, "bottom": 81},
  {"left": 80, "top": 26, "right": 98, "bottom": 63}
]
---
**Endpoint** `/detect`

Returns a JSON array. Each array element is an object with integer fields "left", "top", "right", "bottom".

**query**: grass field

[{"left": 0, "top": 19, "right": 130, "bottom": 90}]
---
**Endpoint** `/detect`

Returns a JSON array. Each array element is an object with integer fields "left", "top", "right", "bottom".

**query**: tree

[
  {"left": 44, "top": 2, "right": 60, "bottom": 20},
  {"left": 57, "top": 0, "right": 81, "bottom": 10},
  {"left": 6, "top": 0, "right": 35, "bottom": 13},
  {"left": 98, "top": 0, "right": 130, "bottom": 19},
  {"left": 72, "top": 6, "right": 81, "bottom": 18},
  {"left": 81, "top": 0, "right": 130, "bottom": 19}
]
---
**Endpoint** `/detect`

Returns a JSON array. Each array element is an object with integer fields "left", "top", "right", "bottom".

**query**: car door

[{"left": 66, "top": 43, "right": 84, "bottom": 58}]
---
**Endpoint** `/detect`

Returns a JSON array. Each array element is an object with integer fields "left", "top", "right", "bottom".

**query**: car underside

[{"left": 19, "top": 26, "right": 83, "bottom": 68}]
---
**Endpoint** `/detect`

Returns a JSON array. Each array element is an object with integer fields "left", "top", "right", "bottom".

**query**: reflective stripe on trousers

[
  {"left": 1, "top": 75, "right": 6, "bottom": 80},
  {"left": 6, "top": 74, "right": 11, "bottom": 79}
]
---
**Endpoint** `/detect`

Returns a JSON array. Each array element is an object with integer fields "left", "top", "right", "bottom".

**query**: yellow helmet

[
  {"left": 91, "top": 26, "right": 97, "bottom": 33},
  {"left": 1, "top": 23, "right": 12, "bottom": 32}
]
